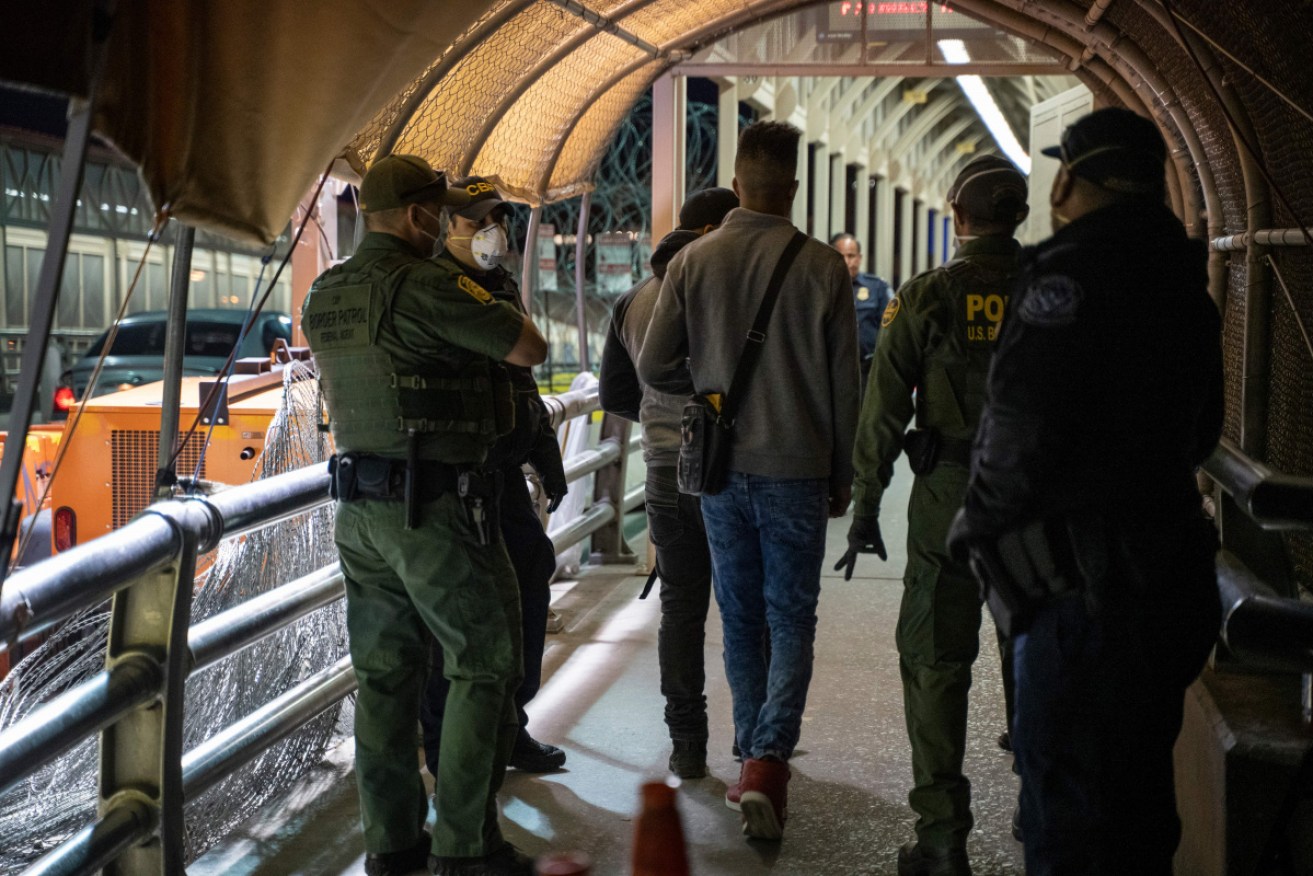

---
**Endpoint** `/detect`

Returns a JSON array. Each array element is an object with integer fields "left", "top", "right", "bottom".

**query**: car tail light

[
  {"left": 54, "top": 506, "right": 76, "bottom": 552},
  {"left": 53, "top": 385, "right": 76, "bottom": 413}
]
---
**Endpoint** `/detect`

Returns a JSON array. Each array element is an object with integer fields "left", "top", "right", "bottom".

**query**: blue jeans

[{"left": 700, "top": 472, "right": 830, "bottom": 761}]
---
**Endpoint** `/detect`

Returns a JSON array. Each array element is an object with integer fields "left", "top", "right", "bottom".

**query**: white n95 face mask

[{"left": 469, "top": 223, "right": 508, "bottom": 270}]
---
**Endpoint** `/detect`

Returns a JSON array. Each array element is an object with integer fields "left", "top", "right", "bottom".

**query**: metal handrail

[
  {"left": 9, "top": 385, "right": 639, "bottom": 875},
  {"left": 188, "top": 564, "right": 345, "bottom": 674},
  {"left": 1217, "top": 550, "right": 1313, "bottom": 674},
  {"left": 1204, "top": 437, "right": 1313, "bottom": 530}
]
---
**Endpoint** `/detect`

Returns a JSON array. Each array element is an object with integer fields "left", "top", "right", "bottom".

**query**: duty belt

[
  {"left": 937, "top": 435, "right": 973, "bottom": 467},
  {"left": 329, "top": 453, "right": 460, "bottom": 504}
]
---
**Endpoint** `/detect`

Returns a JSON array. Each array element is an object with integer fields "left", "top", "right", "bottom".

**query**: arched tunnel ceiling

[
  {"left": 8, "top": 2, "right": 1312, "bottom": 244},
  {"left": 340, "top": 0, "right": 1313, "bottom": 237},
  {"left": 342, "top": 0, "right": 1080, "bottom": 206}
]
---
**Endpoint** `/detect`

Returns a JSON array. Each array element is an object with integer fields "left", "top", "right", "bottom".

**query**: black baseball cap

[
  {"left": 1041, "top": 107, "right": 1167, "bottom": 197},
  {"left": 358, "top": 155, "right": 470, "bottom": 213},
  {"left": 450, "top": 175, "right": 508, "bottom": 221},
  {"left": 947, "top": 155, "right": 1028, "bottom": 223},
  {"left": 677, "top": 187, "right": 739, "bottom": 230}
]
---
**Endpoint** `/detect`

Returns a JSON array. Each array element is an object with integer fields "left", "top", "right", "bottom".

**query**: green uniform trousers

[
  {"left": 897, "top": 465, "right": 982, "bottom": 850},
  {"left": 335, "top": 492, "right": 522, "bottom": 859}
]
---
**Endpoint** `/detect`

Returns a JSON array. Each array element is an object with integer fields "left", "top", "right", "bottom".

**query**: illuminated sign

[{"left": 817, "top": 2, "right": 990, "bottom": 43}]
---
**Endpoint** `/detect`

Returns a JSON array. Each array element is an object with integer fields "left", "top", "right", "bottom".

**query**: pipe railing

[
  {"left": 1203, "top": 437, "right": 1313, "bottom": 723},
  {"left": 4, "top": 383, "right": 644, "bottom": 875},
  {"left": 1203, "top": 437, "right": 1313, "bottom": 531}
]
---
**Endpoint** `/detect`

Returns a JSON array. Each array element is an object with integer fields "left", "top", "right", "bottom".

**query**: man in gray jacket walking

[{"left": 637, "top": 120, "right": 860, "bottom": 842}]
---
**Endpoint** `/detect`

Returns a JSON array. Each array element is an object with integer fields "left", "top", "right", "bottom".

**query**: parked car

[{"left": 53, "top": 309, "right": 293, "bottom": 418}]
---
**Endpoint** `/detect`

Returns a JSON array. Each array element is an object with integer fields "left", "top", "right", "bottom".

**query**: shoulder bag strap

[{"left": 720, "top": 230, "right": 808, "bottom": 426}]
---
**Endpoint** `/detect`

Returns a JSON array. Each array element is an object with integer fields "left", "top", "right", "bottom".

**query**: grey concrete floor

[{"left": 192, "top": 463, "right": 1025, "bottom": 875}]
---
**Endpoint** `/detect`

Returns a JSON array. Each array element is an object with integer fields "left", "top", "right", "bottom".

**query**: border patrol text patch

[
  {"left": 458, "top": 274, "right": 493, "bottom": 304},
  {"left": 1019, "top": 275, "right": 1083, "bottom": 327},
  {"left": 881, "top": 297, "right": 901, "bottom": 328}
]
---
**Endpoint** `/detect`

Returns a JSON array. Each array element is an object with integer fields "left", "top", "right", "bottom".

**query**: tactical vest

[
  {"left": 918, "top": 256, "right": 1017, "bottom": 439},
  {"left": 304, "top": 252, "right": 513, "bottom": 458}
]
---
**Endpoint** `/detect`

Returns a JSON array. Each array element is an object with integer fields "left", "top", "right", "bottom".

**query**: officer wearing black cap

[
  {"left": 837, "top": 153, "right": 1029, "bottom": 876},
  {"left": 303, "top": 155, "right": 546, "bottom": 876},
  {"left": 949, "top": 107, "right": 1224, "bottom": 874},
  {"left": 422, "top": 175, "right": 570, "bottom": 778}
]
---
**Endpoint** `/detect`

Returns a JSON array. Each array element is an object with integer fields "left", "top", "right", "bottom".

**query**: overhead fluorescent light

[{"left": 938, "top": 39, "right": 1032, "bottom": 174}]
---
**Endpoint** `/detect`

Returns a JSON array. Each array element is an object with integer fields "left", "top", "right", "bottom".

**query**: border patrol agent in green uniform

[
  {"left": 835, "top": 156, "right": 1029, "bottom": 876},
  {"left": 303, "top": 155, "right": 547, "bottom": 876}
]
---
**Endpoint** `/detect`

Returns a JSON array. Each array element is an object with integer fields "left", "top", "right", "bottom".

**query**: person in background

[
  {"left": 948, "top": 107, "right": 1224, "bottom": 876},
  {"left": 830, "top": 231, "right": 892, "bottom": 388},
  {"left": 599, "top": 186, "right": 740, "bottom": 780},
  {"left": 304, "top": 155, "right": 546, "bottom": 876},
  {"left": 637, "top": 121, "right": 860, "bottom": 842},
  {"left": 836, "top": 154, "right": 1029, "bottom": 876},
  {"left": 422, "top": 175, "right": 570, "bottom": 778}
]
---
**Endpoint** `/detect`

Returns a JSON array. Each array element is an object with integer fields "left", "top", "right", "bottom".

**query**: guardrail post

[
  {"left": 589, "top": 413, "right": 636, "bottom": 565},
  {"left": 101, "top": 501, "right": 218, "bottom": 874}
]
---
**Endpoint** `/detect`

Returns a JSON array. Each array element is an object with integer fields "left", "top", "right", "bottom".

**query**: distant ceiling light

[
  {"left": 190, "top": 269, "right": 207, "bottom": 282},
  {"left": 938, "top": 39, "right": 1032, "bottom": 174}
]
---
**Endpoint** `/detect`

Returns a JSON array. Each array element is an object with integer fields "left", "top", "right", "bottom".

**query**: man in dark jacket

[
  {"left": 949, "top": 108, "right": 1224, "bottom": 875},
  {"left": 422, "top": 176, "right": 571, "bottom": 777},
  {"left": 598, "top": 186, "right": 739, "bottom": 779}
]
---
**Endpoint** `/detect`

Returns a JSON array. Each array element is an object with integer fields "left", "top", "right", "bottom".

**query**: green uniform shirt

[
  {"left": 851, "top": 235, "right": 1022, "bottom": 517},
  {"left": 303, "top": 231, "right": 525, "bottom": 463}
]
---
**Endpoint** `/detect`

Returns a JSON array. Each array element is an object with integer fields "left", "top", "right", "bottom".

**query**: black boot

[
  {"left": 365, "top": 832, "right": 431, "bottom": 876},
  {"left": 509, "top": 733, "right": 566, "bottom": 772},
  {"left": 668, "top": 739, "right": 707, "bottom": 779},
  {"left": 897, "top": 842, "right": 972, "bottom": 876}
]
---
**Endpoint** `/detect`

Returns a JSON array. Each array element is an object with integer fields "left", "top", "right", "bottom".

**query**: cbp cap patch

[{"left": 1019, "top": 275, "right": 1083, "bottom": 327}]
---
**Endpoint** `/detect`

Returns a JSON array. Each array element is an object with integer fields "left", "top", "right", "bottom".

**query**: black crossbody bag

[{"left": 677, "top": 231, "right": 807, "bottom": 496}]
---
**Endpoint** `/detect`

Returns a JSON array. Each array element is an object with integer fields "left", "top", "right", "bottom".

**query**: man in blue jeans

[{"left": 638, "top": 121, "right": 860, "bottom": 841}]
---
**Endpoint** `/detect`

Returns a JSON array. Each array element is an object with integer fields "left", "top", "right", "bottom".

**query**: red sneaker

[
  {"left": 738, "top": 757, "right": 790, "bottom": 840},
  {"left": 724, "top": 762, "right": 744, "bottom": 811}
]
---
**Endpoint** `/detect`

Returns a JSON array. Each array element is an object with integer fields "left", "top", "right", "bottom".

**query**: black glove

[
  {"left": 543, "top": 476, "right": 568, "bottom": 514},
  {"left": 834, "top": 514, "right": 887, "bottom": 581}
]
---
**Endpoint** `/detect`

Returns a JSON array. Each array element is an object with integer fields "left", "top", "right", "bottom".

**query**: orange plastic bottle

[{"left": 631, "top": 779, "right": 691, "bottom": 876}]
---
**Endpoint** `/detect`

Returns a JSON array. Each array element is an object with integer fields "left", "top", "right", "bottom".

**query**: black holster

[
  {"left": 905, "top": 428, "right": 973, "bottom": 475},
  {"left": 971, "top": 517, "right": 1086, "bottom": 637},
  {"left": 457, "top": 468, "right": 503, "bottom": 546}
]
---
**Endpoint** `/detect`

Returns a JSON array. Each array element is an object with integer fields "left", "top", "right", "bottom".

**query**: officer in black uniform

[
  {"left": 948, "top": 108, "right": 1224, "bottom": 876},
  {"left": 422, "top": 176, "right": 570, "bottom": 776}
]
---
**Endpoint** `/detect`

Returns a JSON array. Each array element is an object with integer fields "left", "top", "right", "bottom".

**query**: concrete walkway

[{"left": 192, "top": 465, "right": 1025, "bottom": 875}]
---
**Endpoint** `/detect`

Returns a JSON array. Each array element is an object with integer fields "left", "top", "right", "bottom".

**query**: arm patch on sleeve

[
  {"left": 881, "top": 296, "right": 901, "bottom": 328},
  {"left": 1019, "top": 275, "right": 1083, "bottom": 327},
  {"left": 457, "top": 274, "right": 494, "bottom": 304}
]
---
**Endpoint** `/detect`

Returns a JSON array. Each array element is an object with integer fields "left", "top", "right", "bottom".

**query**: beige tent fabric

[{"left": 5, "top": 1, "right": 496, "bottom": 245}]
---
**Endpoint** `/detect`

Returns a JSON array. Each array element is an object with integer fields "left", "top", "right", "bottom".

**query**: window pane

[
  {"left": 147, "top": 261, "right": 166, "bottom": 311},
  {"left": 6, "top": 245, "right": 25, "bottom": 326},
  {"left": 83, "top": 254, "right": 105, "bottom": 327},
  {"left": 26, "top": 249, "right": 44, "bottom": 327},
  {"left": 58, "top": 255, "right": 80, "bottom": 328}
]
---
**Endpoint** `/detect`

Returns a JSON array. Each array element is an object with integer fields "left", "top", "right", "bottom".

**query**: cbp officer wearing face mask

[
  {"left": 422, "top": 176, "right": 571, "bottom": 779},
  {"left": 304, "top": 155, "right": 548, "bottom": 876}
]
